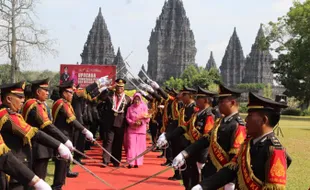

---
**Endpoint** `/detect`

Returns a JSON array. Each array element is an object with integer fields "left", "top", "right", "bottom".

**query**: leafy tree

[
  {"left": 263, "top": 0, "right": 310, "bottom": 105},
  {"left": 235, "top": 83, "right": 265, "bottom": 92},
  {"left": 164, "top": 65, "right": 220, "bottom": 91},
  {"left": 0, "top": 64, "right": 13, "bottom": 84}
]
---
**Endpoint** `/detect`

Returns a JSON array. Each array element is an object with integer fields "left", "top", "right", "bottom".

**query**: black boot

[
  {"left": 168, "top": 170, "right": 181, "bottom": 180},
  {"left": 66, "top": 165, "right": 79, "bottom": 178}
]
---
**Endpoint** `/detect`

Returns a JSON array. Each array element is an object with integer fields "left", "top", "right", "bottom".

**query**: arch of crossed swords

[{"left": 63, "top": 137, "right": 183, "bottom": 190}]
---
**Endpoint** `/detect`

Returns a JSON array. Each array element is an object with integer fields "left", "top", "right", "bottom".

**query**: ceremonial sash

[
  {"left": 178, "top": 108, "right": 187, "bottom": 128},
  {"left": 208, "top": 119, "right": 230, "bottom": 171},
  {"left": 0, "top": 108, "right": 9, "bottom": 130},
  {"left": 235, "top": 139, "right": 287, "bottom": 190},
  {"left": 151, "top": 99, "right": 158, "bottom": 123},
  {"left": 160, "top": 99, "right": 170, "bottom": 133},
  {"left": 186, "top": 113, "right": 199, "bottom": 143},
  {"left": 171, "top": 100, "right": 180, "bottom": 120},
  {"left": 112, "top": 93, "right": 126, "bottom": 113}
]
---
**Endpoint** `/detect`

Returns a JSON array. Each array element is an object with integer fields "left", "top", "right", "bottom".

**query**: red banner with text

[{"left": 59, "top": 64, "right": 116, "bottom": 88}]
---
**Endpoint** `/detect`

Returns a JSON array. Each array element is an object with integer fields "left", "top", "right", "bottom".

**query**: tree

[
  {"left": 164, "top": 65, "right": 221, "bottom": 90},
  {"left": 0, "top": 0, "right": 57, "bottom": 82},
  {"left": 263, "top": 0, "right": 310, "bottom": 105}
]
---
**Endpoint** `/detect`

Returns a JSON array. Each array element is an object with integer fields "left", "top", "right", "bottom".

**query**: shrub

[
  {"left": 281, "top": 108, "right": 302, "bottom": 116},
  {"left": 239, "top": 103, "right": 248, "bottom": 113}
]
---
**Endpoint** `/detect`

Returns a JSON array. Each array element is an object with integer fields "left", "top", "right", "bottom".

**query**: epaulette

[
  {"left": 269, "top": 135, "right": 283, "bottom": 149},
  {"left": 235, "top": 116, "right": 245, "bottom": 125}
]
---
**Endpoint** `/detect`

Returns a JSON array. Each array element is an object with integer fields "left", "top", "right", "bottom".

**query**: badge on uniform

[{"left": 114, "top": 112, "right": 118, "bottom": 116}]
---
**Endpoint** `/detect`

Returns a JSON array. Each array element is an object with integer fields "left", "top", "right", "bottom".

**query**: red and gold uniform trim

[
  {"left": 52, "top": 99, "right": 76, "bottom": 123},
  {"left": 171, "top": 99, "right": 180, "bottom": 120},
  {"left": 0, "top": 108, "right": 38, "bottom": 146},
  {"left": 22, "top": 99, "right": 52, "bottom": 129},
  {"left": 0, "top": 135, "right": 10, "bottom": 156},
  {"left": 185, "top": 113, "right": 214, "bottom": 143},
  {"left": 208, "top": 118, "right": 230, "bottom": 171},
  {"left": 235, "top": 139, "right": 286, "bottom": 190},
  {"left": 229, "top": 124, "right": 247, "bottom": 154}
]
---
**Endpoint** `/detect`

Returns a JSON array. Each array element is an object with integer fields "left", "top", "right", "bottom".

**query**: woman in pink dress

[{"left": 126, "top": 93, "right": 150, "bottom": 168}]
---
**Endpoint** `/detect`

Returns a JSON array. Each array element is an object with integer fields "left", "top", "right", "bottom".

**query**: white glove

[
  {"left": 82, "top": 128, "right": 94, "bottom": 141},
  {"left": 191, "top": 184, "right": 203, "bottom": 190},
  {"left": 139, "top": 90, "right": 147, "bottom": 97},
  {"left": 140, "top": 84, "right": 154, "bottom": 93},
  {"left": 150, "top": 80, "right": 160, "bottom": 89},
  {"left": 64, "top": 140, "right": 74, "bottom": 151},
  {"left": 196, "top": 162, "right": 205, "bottom": 170},
  {"left": 98, "top": 86, "right": 108, "bottom": 93},
  {"left": 156, "top": 132, "right": 168, "bottom": 148},
  {"left": 58, "top": 143, "right": 73, "bottom": 161},
  {"left": 172, "top": 153, "right": 186, "bottom": 169},
  {"left": 224, "top": 183, "right": 235, "bottom": 190},
  {"left": 158, "top": 105, "right": 165, "bottom": 109},
  {"left": 33, "top": 179, "right": 52, "bottom": 190}
]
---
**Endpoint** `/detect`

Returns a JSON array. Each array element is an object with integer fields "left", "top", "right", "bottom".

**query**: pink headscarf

[{"left": 128, "top": 92, "right": 148, "bottom": 118}]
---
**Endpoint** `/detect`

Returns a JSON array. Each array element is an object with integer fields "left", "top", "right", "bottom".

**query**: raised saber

[
  {"left": 72, "top": 159, "right": 117, "bottom": 189},
  {"left": 119, "top": 166, "right": 173, "bottom": 190},
  {"left": 140, "top": 68, "right": 153, "bottom": 82}
]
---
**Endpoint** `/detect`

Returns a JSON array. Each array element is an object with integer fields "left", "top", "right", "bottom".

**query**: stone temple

[
  {"left": 80, "top": 7, "right": 128, "bottom": 78},
  {"left": 242, "top": 24, "right": 273, "bottom": 84},
  {"left": 146, "top": 0, "right": 197, "bottom": 84},
  {"left": 205, "top": 51, "right": 217, "bottom": 71},
  {"left": 220, "top": 27, "right": 245, "bottom": 87}
]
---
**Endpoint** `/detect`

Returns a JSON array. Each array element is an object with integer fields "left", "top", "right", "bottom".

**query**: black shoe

[
  {"left": 66, "top": 171, "right": 79, "bottom": 178},
  {"left": 127, "top": 165, "right": 133, "bottom": 169},
  {"left": 161, "top": 161, "right": 172, "bottom": 166},
  {"left": 113, "top": 164, "right": 120, "bottom": 168},
  {"left": 134, "top": 165, "right": 138, "bottom": 168},
  {"left": 168, "top": 174, "right": 181, "bottom": 181}
]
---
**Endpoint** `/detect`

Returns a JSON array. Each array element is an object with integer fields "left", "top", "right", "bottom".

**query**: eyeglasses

[{"left": 65, "top": 90, "right": 74, "bottom": 94}]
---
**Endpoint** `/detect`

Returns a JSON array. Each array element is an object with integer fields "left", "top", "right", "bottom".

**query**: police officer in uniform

[
  {"left": 21, "top": 78, "right": 74, "bottom": 180},
  {"left": 51, "top": 80, "right": 94, "bottom": 190},
  {"left": 172, "top": 84, "right": 247, "bottom": 190},
  {"left": 101, "top": 79, "right": 131, "bottom": 167},
  {"left": 0, "top": 81, "right": 72, "bottom": 190},
  {"left": 157, "top": 86, "right": 198, "bottom": 189},
  {"left": 0, "top": 134, "right": 52, "bottom": 190},
  {"left": 191, "top": 92, "right": 292, "bottom": 190}
]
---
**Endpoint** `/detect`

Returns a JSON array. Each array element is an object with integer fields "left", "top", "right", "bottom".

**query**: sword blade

[
  {"left": 72, "top": 159, "right": 117, "bottom": 189},
  {"left": 73, "top": 148, "right": 110, "bottom": 168},
  {"left": 94, "top": 141, "right": 122, "bottom": 165},
  {"left": 120, "top": 166, "right": 172, "bottom": 190},
  {"left": 109, "top": 144, "right": 156, "bottom": 173}
]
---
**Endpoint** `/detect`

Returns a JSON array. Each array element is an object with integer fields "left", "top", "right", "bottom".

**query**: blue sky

[{"left": 15, "top": 0, "right": 299, "bottom": 75}]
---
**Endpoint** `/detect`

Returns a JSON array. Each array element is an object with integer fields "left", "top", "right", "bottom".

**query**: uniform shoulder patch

[
  {"left": 235, "top": 116, "right": 245, "bottom": 125},
  {"left": 269, "top": 135, "right": 283, "bottom": 149}
]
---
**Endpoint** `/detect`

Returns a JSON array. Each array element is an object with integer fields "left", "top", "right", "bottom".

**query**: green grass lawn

[{"left": 46, "top": 116, "right": 310, "bottom": 189}]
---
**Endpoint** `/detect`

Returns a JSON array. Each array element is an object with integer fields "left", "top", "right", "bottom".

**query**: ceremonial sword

[
  {"left": 72, "top": 159, "right": 117, "bottom": 190},
  {"left": 73, "top": 148, "right": 112, "bottom": 169},
  {"left": 93, "top": 140, "right": 123, "bottom": 166},
  {"left": 109, "top": 144, "right": 157, "bottom": 173},
  {"left": 119, "top": 166, "right": 173, "bottom": 190}
]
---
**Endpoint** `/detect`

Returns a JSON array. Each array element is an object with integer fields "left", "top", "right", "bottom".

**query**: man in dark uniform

[
  {"left": 0, "top": 81, "right": 72, "bottom": 190},
  {"left": 191, "top": 92, "right": 292, "bottom": 190},
  {"left": 51, "top": 80, "right": 94, "bottom": 190},
  {"left": 21, "top": 78, "right": 74, "bottom": 180},
  {"left": 102, "top": 79, "right": 131, "bottom": 167},
  {"left": 147, "top": 82, "right": 183, "bottom": 179},
  {"left": 172, "top": 84, "right": 247, "bottom": 190},
  {"left": 0, "top": 134, "right": 52, "bottom": 189},
  {"left": 157, "top": 86, "right": 198, "bottom": 189}
]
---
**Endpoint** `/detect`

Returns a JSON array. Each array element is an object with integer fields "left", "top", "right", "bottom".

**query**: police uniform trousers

[
  {"left": 149, "top": 121, "right": 158, "bottom": 144},
  {"left": 180, "top": 137, "right": 200, "bottom": 190},
  {"left": 102, "top": 126, "right": 124, "bottom": 166},
  {"left": 164, "top": 121, "right": 175, "bottom": 163},
  {"left": 168, "top": 120, "right": 181, "bottom": 177},
  {"left": 0, "top": 152, "right": 36, "bottom": 190}
]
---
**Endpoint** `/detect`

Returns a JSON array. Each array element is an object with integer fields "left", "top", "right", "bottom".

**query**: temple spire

[
  {"left": 113, "top": 47, "right": 127, "bottom": 79},
  {"left": 220, "top": 27, "right": 245, "bottom": 87},
  {"left": 242, "top": 24, "right": 273, "bottom": 84},
  {"left": 80, "top": 7, "right": 115, "bottom": 65},
  {"left": 205, "top": 51, "right": 217, "bottom": 70},
  {"left": 147, "top": 0, "right": 196, "bottom": 84}
]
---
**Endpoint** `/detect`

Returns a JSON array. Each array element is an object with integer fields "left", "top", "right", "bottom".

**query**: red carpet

[{"left": 63, "top": 138, "right": 183, "bottom": 190}]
